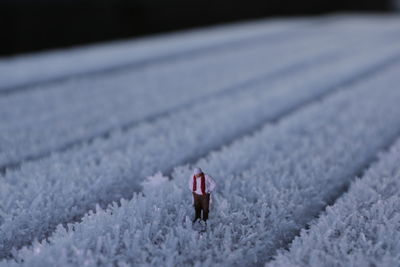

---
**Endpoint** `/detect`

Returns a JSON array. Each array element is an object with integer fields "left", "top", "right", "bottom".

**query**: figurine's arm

[
  {"left": 206, "top": 175, "right": 217, "bottom": 193},
  {"left": 188, "top": 176, "right": 193, "bottom": 191}
]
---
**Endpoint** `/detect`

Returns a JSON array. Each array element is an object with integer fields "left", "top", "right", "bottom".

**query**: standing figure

[{"left": 188, "top": 167, "right": 217, "bottom": 223}]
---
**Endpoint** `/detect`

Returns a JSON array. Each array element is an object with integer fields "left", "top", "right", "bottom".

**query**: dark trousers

[{"left": 192, "top": 192, "right": 210, "bottom": 222}]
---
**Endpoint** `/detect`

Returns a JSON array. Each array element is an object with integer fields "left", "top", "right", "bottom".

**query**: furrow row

[
  {"left": 1, "top": 34, "right": 399, "bottom": 258},
  {"left": 0, "top": 18, "right": 311, "bottom": 93},
  {"left": 5, "top": 48, "right": 400, "bottom": 267},
  {"left": 2, "top": 22, "right": 395, "bottom": 171},
  {"left": 268, "top": 138, "right": 400, "bottom": 267}
]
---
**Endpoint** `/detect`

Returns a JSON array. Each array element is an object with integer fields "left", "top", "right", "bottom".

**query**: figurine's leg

[
  {"left": 202, "top": 194, "right": 210, "bottom": 221},
  {"left": 193, "top": 193, "right": 201, "bottom": 222}
]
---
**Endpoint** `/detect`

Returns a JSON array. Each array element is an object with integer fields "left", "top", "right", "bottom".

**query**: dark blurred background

[{"left": 0, "top": 0, "right": 396, "bottom": 56}]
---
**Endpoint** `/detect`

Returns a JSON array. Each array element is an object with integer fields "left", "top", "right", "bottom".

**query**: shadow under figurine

[{"left": 189, "top": 167, "right": 217, "bottom": 224}]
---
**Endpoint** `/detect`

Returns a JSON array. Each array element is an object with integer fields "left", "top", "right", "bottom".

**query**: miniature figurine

[{"left": 189, "top": 167, "right": 217, "bottom": 223}]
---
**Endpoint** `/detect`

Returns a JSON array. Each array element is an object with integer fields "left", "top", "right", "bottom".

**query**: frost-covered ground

[
  {"left": 268, "top": 138, "right": 400, "bottom": 267},
  {"left": 1, "top": 14, "right": 400, "bottom": 266}
]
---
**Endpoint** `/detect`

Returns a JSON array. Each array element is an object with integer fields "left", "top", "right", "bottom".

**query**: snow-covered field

[
  {"left": 268, "top": 138, "right": 400, "bottom": 267},
  {"left": 1, "top": 14, "right": 400, "bottom": 266}
]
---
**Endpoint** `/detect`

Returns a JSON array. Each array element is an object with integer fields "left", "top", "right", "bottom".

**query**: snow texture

[
  {"left": 3, "top": 48, "right": 400, "bottom": 266},
  {"left": 268, "top": 140, "right": 400, "bottom": 267},
  {"left": 1, "top": 26, "right": 400, "bottom": 258},
  {"left": 141, "top": 172, "right": 169, "bottom": 195},
  {"left": 1, "top": 14, "right": 400, "bottom": 266},
  {"left": 2, "top": 18, "right": 399, "bottom": 169},
  {"left": 0, "top": 18, "right": 309, "bottom": 91}
]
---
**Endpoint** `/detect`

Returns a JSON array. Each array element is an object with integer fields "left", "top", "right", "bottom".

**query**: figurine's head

[{"left": 193, "top": 167, "right": 203, "bottom": 177}]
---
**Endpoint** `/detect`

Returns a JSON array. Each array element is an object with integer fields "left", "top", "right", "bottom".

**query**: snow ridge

[
  {"left": 0, "top": 18, "right": 311, "bottom": 93},
  {"left": 4, "top": 53, "right": 400, "bottom": 267},
  {"left": 0, "top": 23, "right": 357, "bottom": 170},
  {"left": 268, "top": 141, "right": 400, "bottom": 267},
  {"left": 1, "top": 35, "right": 400, "bottom": 259}
]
